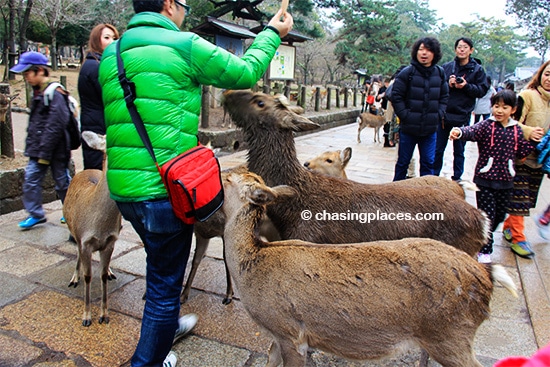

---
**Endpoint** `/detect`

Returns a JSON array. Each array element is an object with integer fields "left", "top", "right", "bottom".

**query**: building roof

[{"left": 191, "top": 16, "right": 258, "bottom": 39}]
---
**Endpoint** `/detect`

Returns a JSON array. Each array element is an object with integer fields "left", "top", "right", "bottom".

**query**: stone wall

[
  {"left": 198, "top": 108, "right": 361, "bottom": 153},
  {"left": 0, "top": 161, "right": 75, "bottom": 215}
]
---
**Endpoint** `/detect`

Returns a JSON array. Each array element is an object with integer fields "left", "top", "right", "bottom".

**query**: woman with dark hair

[
  {"left": 502, "top": 60, "right": 549, "bottom": 258},
  {"left": 390, "top": 36, "right": 449, "bottom": 181},
  {"left": 77, "top": 23, "right": 119, "bottom": 170}
]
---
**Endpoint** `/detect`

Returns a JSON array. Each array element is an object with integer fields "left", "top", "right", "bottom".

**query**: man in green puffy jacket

[{"left": 98, "top": 1, "right": 293, "bottom": 366}]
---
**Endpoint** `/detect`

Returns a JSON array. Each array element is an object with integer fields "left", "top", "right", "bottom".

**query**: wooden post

[
  {"left": 300, "top": 85, "right": 306, "bottom": 109},
  {"left": 344, "top": 87, "right": 349, "bottom": 108},
  {"left": 201, "top": 85, "right": 210, "bottom": 129},
  {"left": 60, "top": 75, "right": 67, "bottom": 88},
  {"left": 0, "top": 83, "right": 15, "bottom": 158},
  {"left": 314, "top": 86, "right": 320, "bottom": 112},
  {"left": 335, "top": 88, "right": 340, "bottom": 108},
  {"left": 326, "top": 87, "right": 331, "bottom": 110}
]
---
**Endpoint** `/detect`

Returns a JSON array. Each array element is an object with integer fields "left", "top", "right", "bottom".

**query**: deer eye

[
  {"left": 257, "top": 100, "right": 265, "bottom": 107},
  {"left": 326, "top": 159, "right": 333, "bottom": 163}
]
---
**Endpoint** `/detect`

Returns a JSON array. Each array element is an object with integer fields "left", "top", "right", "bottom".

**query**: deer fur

[
  {"left": 221, "top": 171, "right": 517, "bottom": 367},
  {"left": 357, "top": 106, "right": 386, "bottom": 143},
  {"left": 0, "top": 93, "right": 18, "bottom": 123},
  {"left": 221, "top": 90, "right": 489, "bottom": 257},
  {"left": 303, "top": 147, "right": 352, "bottom": 179},
  {"left": 182, "top": 148, "right": 352, "bottom": 304},
  {"left": 64, "top": 131, "right": 122, "bottom": 326}
]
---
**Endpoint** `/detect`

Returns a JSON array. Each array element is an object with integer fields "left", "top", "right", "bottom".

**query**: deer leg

[
  {"left": 266, "top": 340, "right": 283, "bottom": 367},
  {"left": 221, "top": 237, "right": 234, "bottom": 305},
  {"left": 418, "top": 349, "right": 429, "bottom": 367},
  {"left": 98, "top": 238, "right": 116, "bottom": 324},
  {"left": 422, "top": 337, "right": 482, "bottom": 367},
  {"left": 68, "top": 246, "right": 81, "bottom": 288},
  {"left": 181, "top": 234, "right": 210, "bottom": 304},
  {"left": 357, "top": 126, "right": 363, "bottom": 143},
  {"left": 278, "top": 337, "right": 308, "bottom": 367},
  {"left": 80, "top": 244, "right": 93, "bottom": 327}
]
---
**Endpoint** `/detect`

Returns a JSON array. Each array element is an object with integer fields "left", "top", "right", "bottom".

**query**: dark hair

[
  {"left": 87, "top": 23, "right": 119, "bottom": 55},
  {"left": 454, "top": 37, "right": 474, "bottom": 49},
  {"left": 490, "top": 89, "right": 517, "bottom": 108},
  {"left": 411, "top": 37, "right": 442, "bottom": 65},
  {"left": 133, "top": 0, "right": 164, "bottom": 13},
  {"left": 526, "top": 60, "right": 550, "bottom": 90},
  {"left": 28, "top": 65, "right": 50, "bottom": 77}
]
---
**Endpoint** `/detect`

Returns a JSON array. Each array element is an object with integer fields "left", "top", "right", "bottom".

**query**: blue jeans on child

[
  {"left": 393, "top": 131, "right": 436, "bottom": 181},
  {"left": 23, "top": 158, "right": 71, "bottom": 218},
  {"left": 116, "top": 199, "right": 193, "bottom": 367}
]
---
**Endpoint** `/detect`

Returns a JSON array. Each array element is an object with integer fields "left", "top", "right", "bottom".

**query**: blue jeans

[
  {"left": 116, "top": 199, "right": 193, "bottom": 367},
  {"left": 433, "top": 123, "right": 466, "bottom": 180},
  {"left": 393, "top": 131, "right": 436, "bottom": 181},
  {"left": 23, "top": 158, "right": 71, "bottom": 218}
]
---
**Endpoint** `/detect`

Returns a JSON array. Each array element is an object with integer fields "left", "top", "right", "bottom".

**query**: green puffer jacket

[{"left": 99, "top": 12, "right": 281, "bottom": 202}]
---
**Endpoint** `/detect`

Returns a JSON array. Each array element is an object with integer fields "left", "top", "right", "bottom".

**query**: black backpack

[{"left": 44, "top": 82, "right": 81, "bottom": 150}]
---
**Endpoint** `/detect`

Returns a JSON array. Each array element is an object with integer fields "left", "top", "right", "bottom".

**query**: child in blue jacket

[
  {"left": 10, "top": 52, "right": 72, "bottom": 229},
  {"left": 450, "top": 89, "right": 536, "bottom": 262}
]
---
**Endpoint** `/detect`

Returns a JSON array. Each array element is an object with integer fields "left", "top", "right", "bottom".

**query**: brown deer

[
  {"left": 357, "top": 105, "right": 386, "bottom": 143},
  {"left": 303, "top": 147, "right": 352, "bottom": 179},
  {"left": 221, "top": 90, "right": 489, "bottom": 257},
  {"left": 0, "top": 93, "right": 18, "bottom": 123},
  {"left": 221, "top": 171, "right": 517, "bottom": 367},
  {"left": 64, "top": 131, "right": 122, "bottom": 326}
]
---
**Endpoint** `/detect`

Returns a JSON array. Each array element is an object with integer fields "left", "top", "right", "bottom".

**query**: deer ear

[
  {"left": 249, "top": 188, "right": 276, "bottom": 206},
  {"left": 280, "top": 113, "right": 320, "bottom": 132},
  {"left": 341, "top": 147, "right": 352, "bottom": 167}
]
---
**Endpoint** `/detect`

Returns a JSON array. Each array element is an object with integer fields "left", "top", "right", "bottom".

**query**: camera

[{"left": 455, "top": 77, "right": 464, "bottom": 84}]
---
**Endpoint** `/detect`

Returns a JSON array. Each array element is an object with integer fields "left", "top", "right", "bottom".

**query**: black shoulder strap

[{"left": 116, "top": 39, "right": 158, "bottom": 165}]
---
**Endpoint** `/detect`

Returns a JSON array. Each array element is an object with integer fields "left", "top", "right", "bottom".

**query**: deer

[
  {"left": 357, "top": 105, "right": 386, "bottom": 143},
  {"left": 221, "top": 170, "right": 518, "bottom": 367},
  {"left": 221, "top": 90, "right": 489, "bottom": 258},
  {"left": 0, "top": 93, "right": 18, "bottom": 123},
  {"left": 64, "top": 131, "right": 122, "bottom": 326},
  {"left": 303, "top": 147, "right": 352, "bottom": 179},
  {"left": 181, "top": 147, "right": 354, "bottom": 304}
]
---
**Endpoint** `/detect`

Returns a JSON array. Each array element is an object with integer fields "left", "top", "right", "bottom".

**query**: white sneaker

[
  {"left": 477, "top": 253, "right": 492, "bottom": 264},
  {"left": 163, "top": 351, "right": 177, "bottom": 367},
  {"left": 534, "top": 215, "right": 550, "bottom": 241},
  {"left": 173, "top": 313, "right": 198, "bottom": 344}
]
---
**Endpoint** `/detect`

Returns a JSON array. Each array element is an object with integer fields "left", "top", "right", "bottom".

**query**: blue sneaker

[
  {"left": 510, "top": 241, "right": 535, "bottom": 259},
  {"left": 502, "top": 228, "right": 513, "bottom": 242},
  {"left": 534, "top": 215, "right": 550, "bottom": 241},
  {"left": 60, "top": 216, "right": 66, "bottom": 224},
  {"left": 19, "top": 216, "right": 47, "bottom": 230}
]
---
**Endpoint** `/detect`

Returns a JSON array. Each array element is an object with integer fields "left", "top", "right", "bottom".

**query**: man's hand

[{"left": 267, "top": 9, "right": 293, "bottom": 38}]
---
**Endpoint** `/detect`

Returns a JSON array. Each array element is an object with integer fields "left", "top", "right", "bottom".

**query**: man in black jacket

[
  {"left": 390, "top": 37, "right": 449, "bottom": 181},
  {"left": 434, "top": 37, "right": 489, "bottom": 181}
]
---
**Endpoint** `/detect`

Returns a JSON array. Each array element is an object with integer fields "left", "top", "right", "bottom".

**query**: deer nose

[{"left": 304, "top": 162, "right": 310, "bottom": 168}]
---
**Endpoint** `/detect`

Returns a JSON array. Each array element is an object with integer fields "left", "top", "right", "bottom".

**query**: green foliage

[
  {"left": 26, "top": 19, "right": 52, "bottom": 44},
  {"left": 506, "top": 0, "right": 550, "bottom": 59}
]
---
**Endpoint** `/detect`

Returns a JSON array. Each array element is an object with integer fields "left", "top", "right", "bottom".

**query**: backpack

[{"left": 44, "top": 82, "right": 81, "bottom": 150}]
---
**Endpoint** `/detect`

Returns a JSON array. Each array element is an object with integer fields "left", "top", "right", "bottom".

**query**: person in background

[
  {"left": 78, "top": 23, "right": 119, "bottom": 170},
  {"left": 449, "top": 89, "right": 536, "bottom": 263},
  {"left": 434, "top": 37, "right": 489, "bottom": 181},
  {"left": 10, "top": 52, "right": 72, "bottom": 230},
  {"left": 502, "top": 60, "right": 549, "bottom": 258},
  {"left": 390, "top": 36, "right": 448, "bottom": 181},
  {"left": 474, "top": 76, "right": 496, "bottom": 123},
  {"left": 98, "top": 0, "right": 293, "bottom": 366}
]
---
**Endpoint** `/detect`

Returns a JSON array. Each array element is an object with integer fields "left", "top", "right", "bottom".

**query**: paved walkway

[{"left": 0, "top": 113, "right": 549, "bottom": 366}]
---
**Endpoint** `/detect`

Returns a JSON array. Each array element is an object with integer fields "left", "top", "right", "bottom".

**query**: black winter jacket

[
  {"left": 25, "top": 86, "right": 71, "bottom": 162},
  {"left": 391, "top": 60, "right": 449, "bottom": 137},
  {"left": 442, "top": 57, "right": 489, "bottom": 125},
  {"left": 78, "top": 52, "right": 105, "bottom": 136}
]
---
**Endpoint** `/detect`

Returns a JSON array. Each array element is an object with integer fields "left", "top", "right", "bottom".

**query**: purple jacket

[{"left": 458, "top": 118, "right": 535, "bottom": 188}]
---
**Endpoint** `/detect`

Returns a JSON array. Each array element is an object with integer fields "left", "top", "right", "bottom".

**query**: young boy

[
  {"left": 449, "top": 89, "right": 536, "bottom": 263},
  {"left": 10, "top": 51, "right": 72, "bottom": 229}
]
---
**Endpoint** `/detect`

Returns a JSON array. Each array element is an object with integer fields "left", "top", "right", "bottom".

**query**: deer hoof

[
  {"left": 99, "top": 316, "right": 110, "bottom": 324},
  {"left": 107, "top": 273, "right": 117, "bottom": 281},
  {"left": 68, "top": 281, "right": 79, "bottom": 288},
  {"left": 222, "top": 297, "right": 233, "bottom": 305},
  {"left": 82, "top": 319, "right": 92, "bottom": 327}
]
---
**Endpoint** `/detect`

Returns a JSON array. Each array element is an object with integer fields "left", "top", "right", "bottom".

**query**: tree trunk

[{"left": 0, "top": 84, "right": 15, "bottom": 158}]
